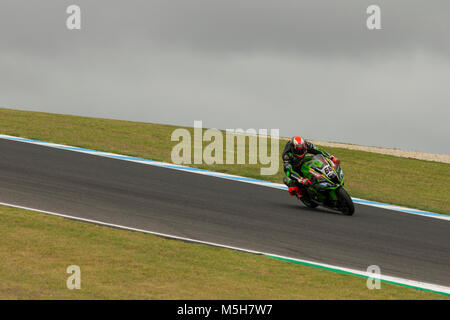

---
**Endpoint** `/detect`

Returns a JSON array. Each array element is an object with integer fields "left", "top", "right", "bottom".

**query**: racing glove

[
  {"left": 296, "top": 177, "right": 311, "bottom": 186},
  {"left": 330, "top": 155, "right": 340, "bottom": 165}
]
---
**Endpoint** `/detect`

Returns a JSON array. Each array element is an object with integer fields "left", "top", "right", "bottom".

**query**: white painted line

[
  {"left": 0, "top": 133, "right": 448, "bottom": 221},
  {"left": 1, "top": 200, "right": 449, "bottom": 295}
]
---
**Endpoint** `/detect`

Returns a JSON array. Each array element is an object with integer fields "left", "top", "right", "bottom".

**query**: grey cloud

[
  {"left": 1, "top": 0, "right": 449, "bottom": 57},
  {"left": 0, "top": 1, "right": 449, "bottom": 154}
]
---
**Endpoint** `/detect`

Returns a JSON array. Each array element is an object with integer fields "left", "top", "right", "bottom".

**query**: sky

[{"left": 1, "top": 1, "right": 449, "bottom": 154}]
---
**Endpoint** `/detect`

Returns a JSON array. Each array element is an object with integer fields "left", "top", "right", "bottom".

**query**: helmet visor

[{"left": 293, "top": 146, "right": 306, "bottom": 157}]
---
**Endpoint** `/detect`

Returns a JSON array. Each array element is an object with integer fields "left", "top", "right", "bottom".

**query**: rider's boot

[
  {"left": 288, "top": 186, "right": 300, "bottom": 196},
  {"left": 295, "top": 187, "right": 305, "bottom": 198}
]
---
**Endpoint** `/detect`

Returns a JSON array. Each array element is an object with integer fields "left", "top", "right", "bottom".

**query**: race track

[{"left": 0, "top": 138, "right": 449, "bottom": 287}]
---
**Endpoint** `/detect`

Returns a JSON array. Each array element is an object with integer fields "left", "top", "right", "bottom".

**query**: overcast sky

[{"left": 1, "top": 1, "right": 449, "bottom": 154}]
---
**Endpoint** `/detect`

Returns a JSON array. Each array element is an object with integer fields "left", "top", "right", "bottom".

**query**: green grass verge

[
  {"left": 0, "top": 107, "right": 448, "bottom": 214},
  {"left": 0, "top": 205, "right": 447, "bottom": 299}
]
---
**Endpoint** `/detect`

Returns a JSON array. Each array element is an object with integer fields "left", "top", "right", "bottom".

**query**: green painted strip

[{"left": 264, "top": 254, "right": 450, "bottom": 296}]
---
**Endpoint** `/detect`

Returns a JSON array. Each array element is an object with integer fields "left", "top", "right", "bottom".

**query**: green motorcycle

[{"left": 293, "top": 154, "right": 355, "bottom": 215}]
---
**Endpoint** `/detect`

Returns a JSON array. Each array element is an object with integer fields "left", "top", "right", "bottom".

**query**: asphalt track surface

[{"left": 0, "top": 139, "right": 449, "bottom": 286}]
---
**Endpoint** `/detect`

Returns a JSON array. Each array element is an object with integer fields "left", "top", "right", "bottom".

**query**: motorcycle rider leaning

[{"left": 282, "top": 136, "right": 340, "bottom": 198}]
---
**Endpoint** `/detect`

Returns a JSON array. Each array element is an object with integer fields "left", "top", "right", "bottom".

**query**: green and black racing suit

[{"left": 282, "top": 140, "right": 332, "bottom": 189}]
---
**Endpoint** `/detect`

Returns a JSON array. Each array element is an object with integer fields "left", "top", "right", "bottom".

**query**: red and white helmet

[{"left": 292, "top": 136, "right": 307, "bottom": 158}]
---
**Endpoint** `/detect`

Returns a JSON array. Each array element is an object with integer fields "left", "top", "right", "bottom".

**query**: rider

[{"left": 282, "top": 136, "right": 340, "bottom": 198}]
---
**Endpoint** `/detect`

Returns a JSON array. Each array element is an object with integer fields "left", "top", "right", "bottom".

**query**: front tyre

[{"left": 336, "top": 187, "right": 355, "bottom": 216}]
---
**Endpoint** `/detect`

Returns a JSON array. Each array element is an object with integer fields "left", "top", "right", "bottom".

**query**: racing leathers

[{"left": 282, "top": 139, "right": 338, "bottom": 197}]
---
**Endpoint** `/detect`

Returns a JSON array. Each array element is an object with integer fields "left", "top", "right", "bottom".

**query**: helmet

[{"left": 292, "top": 136, "right": 306, "bottom": 158}]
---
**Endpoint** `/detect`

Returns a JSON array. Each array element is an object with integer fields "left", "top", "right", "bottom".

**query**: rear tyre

[
  {"left": 336, "top": 187, "right": 354, "bottom": 216},
  {"left": 300, "top": 197, "right": 319, "bottom": 208},
  {"left": 298, "top": 192, "right": 319, "bottom": 208}
]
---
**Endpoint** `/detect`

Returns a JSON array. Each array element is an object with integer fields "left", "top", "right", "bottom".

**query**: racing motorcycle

[{"left": 292, "top": 154, "right": 355, "bottom": 215}]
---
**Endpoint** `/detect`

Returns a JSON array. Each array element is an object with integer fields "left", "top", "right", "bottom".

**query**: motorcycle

[{"left": 292, "top": 154, "right": 355, "bottom": 215}]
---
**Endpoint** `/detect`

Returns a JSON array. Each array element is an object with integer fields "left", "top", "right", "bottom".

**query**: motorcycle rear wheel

[{"left": 299, "top": 195, "right": 319, "bottom": 208}]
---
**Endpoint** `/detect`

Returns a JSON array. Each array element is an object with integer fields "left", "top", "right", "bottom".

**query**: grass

[
  {"left": 0, "top": 107, "right": 449, "bottom": 214},
  {"left": 0, "top": 205, "right": 447, "bottom": 299}
]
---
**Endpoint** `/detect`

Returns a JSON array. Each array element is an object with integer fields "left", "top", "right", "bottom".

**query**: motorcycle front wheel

[{"left": 336, "top": 187, "right": 355, "bottom": 216}]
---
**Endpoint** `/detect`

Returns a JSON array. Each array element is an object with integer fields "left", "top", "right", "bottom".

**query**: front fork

[
  {"left": 309, "top": 184, "right": 339, "bottom": 204},
  {"left": 329, "top": 188, "right": 339, "bottom": 201}
]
